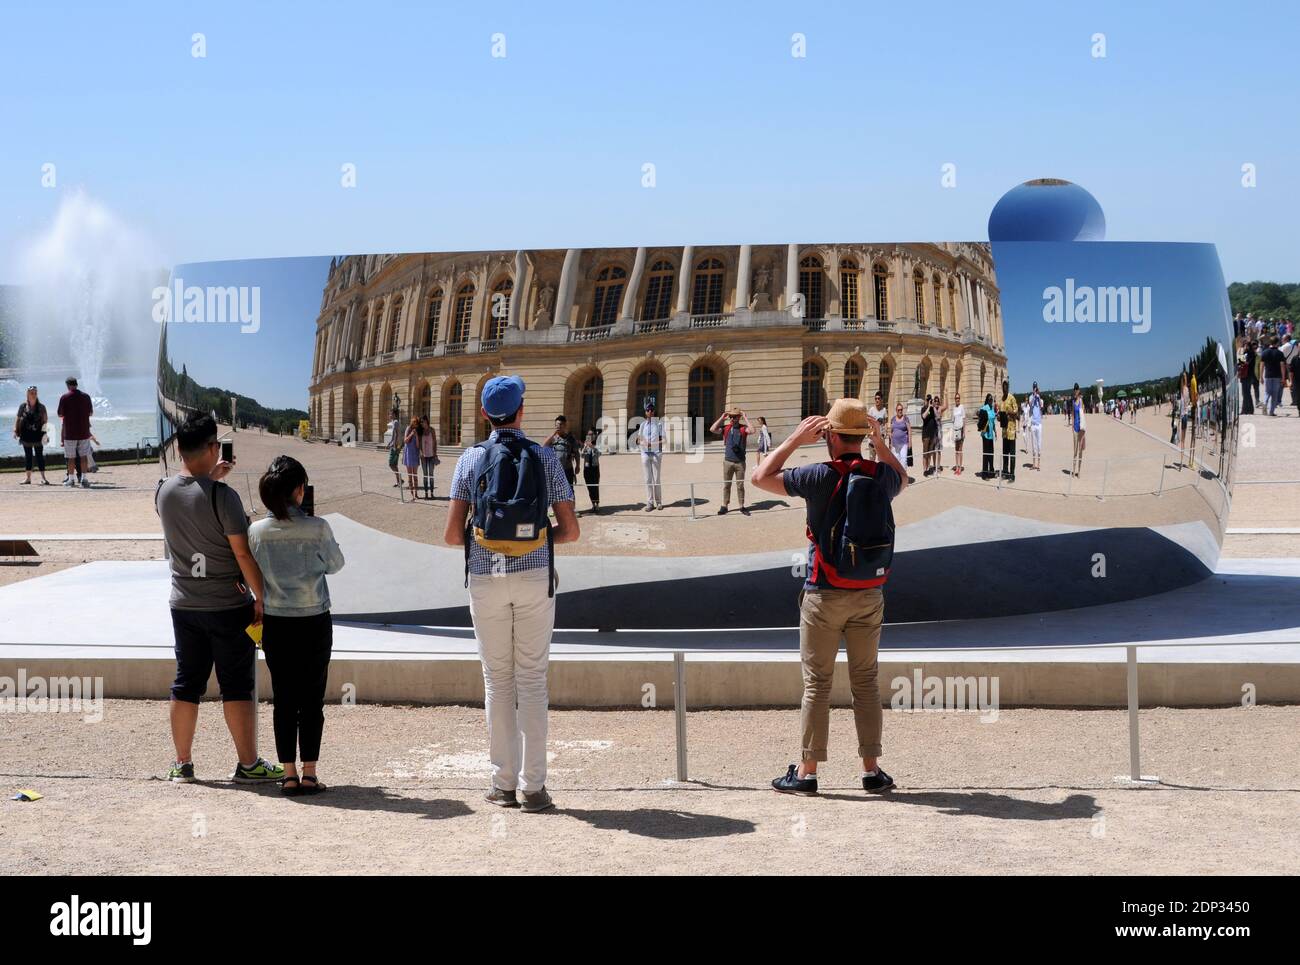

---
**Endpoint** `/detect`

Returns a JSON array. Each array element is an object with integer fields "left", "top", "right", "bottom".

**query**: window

[
  {"left": 690, "top": 257, "right": 724, "bottom": 316},
  {"left": 444, "top": 382, "right": 462, "bottom": 446},
  {"left": 844, "top": 359, "right": 862, "bottom": 399},
  {"left": 590, "top": 265, "right": 626, "bottom": 328},
  {"left": 913, "top": 270, "right": 926, "bottom": 324},
  {"left": 489, "top": 278, "right": 513, "bottom": 340},
  {"left": 878, "top": 361, "right": 893, "bottom": 406},
  {"left": 872, "top": 264, "right": 889, "bottom": 319},
  {"left": 367, "top": 302, "right": 384, "bottom": 355},
  {"left": 423, "top": 290, "right": 442, "bottom": 346},
  {"left": 801, "top": 360, "right": 825, "bottom": 418},
  {"left": 386, "top": 298, "right": 403, "bottom": 352},
  {"left": 633, "top": 368, "right": 662, "bottom": 415},
  {"left": 641, "top": 260, "right": 675, "bottom": 320},
  {"left": 840, "top": 260, "right": 860, "bottom": 320},
  {"left": 688, "top": 364, "right": 717, "bottom": 430},
  {"left": 580, "top": 375, "right": 603, "bottom": 438},
  {"left": 949, "top": 281, "right": 958, "bottom": 330},
  {"left": 933, "top": 274, "right": 944, "bottom": 329},
  {"left": 452, "top": 284, "right": 474, "bottom": 344},
  {"left": 799, "top": 255, "right": 824, "bottom": 321},
  {"left": 419, "top": 383, "right": 432, "bottom": 421}
]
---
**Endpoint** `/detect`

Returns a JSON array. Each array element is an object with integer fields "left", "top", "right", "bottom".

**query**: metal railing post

[
  {"left": 1126, "top": 645, "right": 1140, "bottom": 781},
  {"left": 673, "top": 651, "right": 688, "bottom": 782},
  {"left": 1157, "top": 461, "right": 1165, "bottom": 497},
  {"left": 689, "top": 483, "right": 697, "bottom": 519},
  {"left": 1100, "top": 458, "right": 1109, "bottom": 500}
]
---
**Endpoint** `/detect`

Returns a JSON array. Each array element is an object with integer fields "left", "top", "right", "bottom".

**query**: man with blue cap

[{"left": 444, "top": 375, "right": 580, "bottom": 813}]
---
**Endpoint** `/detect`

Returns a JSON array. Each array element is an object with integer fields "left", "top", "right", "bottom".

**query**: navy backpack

[
  {"left": 808, "top": 456, "right": 895, "bottom": 589},
  {"left": 465, "top": 435, "right": 554, "bottom": 596}
]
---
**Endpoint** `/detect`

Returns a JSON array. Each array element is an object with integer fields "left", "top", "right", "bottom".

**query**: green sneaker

[
  {"left": 167, "top": 761, "right": 196, "bottom": 783},
  {"left": 231, "top": 758, "right": 285, "bottom": 783}
]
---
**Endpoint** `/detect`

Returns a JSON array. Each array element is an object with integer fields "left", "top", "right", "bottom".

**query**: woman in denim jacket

[{"left": 248, "top": 456, "right": 345, "bottom": 795}]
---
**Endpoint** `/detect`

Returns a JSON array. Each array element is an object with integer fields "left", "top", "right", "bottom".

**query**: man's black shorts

[{"left": 170, "top": 603, "right": 256, "bottom": 703}]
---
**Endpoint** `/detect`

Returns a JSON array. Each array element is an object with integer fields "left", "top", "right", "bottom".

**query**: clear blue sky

[
  {"left": 1, "top": 0, "right": 1297, "bottom": 286},
  {"left": 993, "top": 241, "right": 1231, "bottom": 394}
]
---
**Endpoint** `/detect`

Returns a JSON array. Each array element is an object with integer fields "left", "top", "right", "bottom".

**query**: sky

[
  {"left": 993, "top": 241, "right": 1231, "bottom": 394},
  {"left": 161, "top": 257, "right": 329, "bottom": 409},
  {"left": 1, "top": 0, "right": 1298, "bottom": 286}
]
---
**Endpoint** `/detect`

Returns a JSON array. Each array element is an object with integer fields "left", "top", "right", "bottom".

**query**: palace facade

[{"left": 308, "top": 242, "right": 1007, "bottom": 447}]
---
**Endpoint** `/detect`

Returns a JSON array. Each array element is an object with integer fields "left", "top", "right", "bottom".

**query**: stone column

[
  {"left": 675, "top": 245, "right": 695, "bottom": 315},
  {"left": 735, "top": 244, "right": 752, "bottom": 311},
  {"left": 509, "top": 250, "right": 527, "bottom": 328},
  {"left": 785, "top": 243, "right": 799, "bottom": 314},
  {"left": 554, "top": 248, "right": 582, "bottom": 329},
  {"left": 620, "top": 246, "right": 647, "bottom": 320}
]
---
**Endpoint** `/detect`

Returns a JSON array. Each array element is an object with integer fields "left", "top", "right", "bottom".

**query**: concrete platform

[{"left": 0, "top": 557, "right": 1296, "bottom": 707}]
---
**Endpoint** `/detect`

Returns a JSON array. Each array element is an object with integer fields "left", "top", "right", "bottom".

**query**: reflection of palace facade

[{"left": 308, "top": 243, "right": 1007, "bottom": 447}]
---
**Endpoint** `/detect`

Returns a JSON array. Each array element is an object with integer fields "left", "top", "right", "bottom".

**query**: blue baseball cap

[{"left": 481, "top": 375, "right": 525, "bottom": 418}]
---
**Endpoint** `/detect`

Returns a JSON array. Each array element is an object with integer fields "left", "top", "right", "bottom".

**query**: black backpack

[
  {"left": 465, "top": 436, "right": 554, "bottom": 596},
  {"left": 976, "top": 407, "right": 989, "bottom": 432},
  {"left": 808, "top": 457, "right": 895, "bottom": 588}
]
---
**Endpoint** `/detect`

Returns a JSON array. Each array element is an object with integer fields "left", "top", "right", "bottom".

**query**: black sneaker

[
  {"left": 167, "top": 761, "right": 195, "bottom": 783},
  {"left": 771, "top": 764, "right": 818, "bottom": 796},
  {"left": 861, "top": 768, "right": 895, "bottom": 794},
  {"left": 717, "top": 506, "right": 728, "bottom": 515}
]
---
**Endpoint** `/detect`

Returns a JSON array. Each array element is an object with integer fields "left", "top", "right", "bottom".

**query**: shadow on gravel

[
  {"left": 822, "top": 789, "right": 1100, "bottom": 821},
  {"left": 557, "top": 807, "right": 756, "bottom": 839},
  {"left": 224, "top": 783, "right": 474, "bottom": 820}
]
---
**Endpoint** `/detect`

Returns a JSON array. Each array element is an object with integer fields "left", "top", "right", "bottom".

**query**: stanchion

[
  {"left": 688, "top": 483, "right": 696, "bottom": 520},
  {"left": 673, "top": 651, "right": 688, "bottom": 783},
  {"left": 1116, "top": 644, "right": 1159, "bottom": 784}
]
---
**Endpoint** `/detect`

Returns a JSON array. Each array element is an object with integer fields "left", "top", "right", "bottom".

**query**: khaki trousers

[
  {"left": 721, "top": 458, "right": 745, "bottom": 507},
  {"left": 798, "top": 586, "right": 884, "bottom": 762}
]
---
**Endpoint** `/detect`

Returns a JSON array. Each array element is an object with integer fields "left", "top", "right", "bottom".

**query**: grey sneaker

[
  {"left": 80, "top": 478, "right": 91, "bottom": 488},
  {"left": 521, "top": 787, "right": 554, "bottom": 813},
  {"left": 485, "top": 786, "right": 519, "bottom": 808}
]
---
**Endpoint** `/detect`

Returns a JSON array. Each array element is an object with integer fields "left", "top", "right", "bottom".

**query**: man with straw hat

[
  {"left": 750, "top": 397, "right": 908, "bottom": 796},
  {"left": 709, "top": 404, "right": 750, "bottom": 515}
]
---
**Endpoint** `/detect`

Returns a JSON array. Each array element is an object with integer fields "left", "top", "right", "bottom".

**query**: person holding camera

[
  {"left": 248, "top": 456, "right": 345, "bottom": 795},
  {"left": 156, "top": 413, "right": 283, "bottom": 785}
]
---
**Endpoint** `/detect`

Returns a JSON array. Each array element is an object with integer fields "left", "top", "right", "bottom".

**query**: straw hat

[
  {"left": 724, "top": 404, "right": 742, "bottom": 417},
  {"left": 826, "top": 397, "right": 871, "bottom": 435}
]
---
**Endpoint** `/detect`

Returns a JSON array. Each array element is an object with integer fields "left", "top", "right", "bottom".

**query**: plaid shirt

[{"left": 451, "top": 428, "right": 574, "bottom": 575}]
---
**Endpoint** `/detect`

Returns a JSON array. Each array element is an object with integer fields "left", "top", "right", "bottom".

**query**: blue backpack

[
  {"left": 464, "top": 435, "right": 554, "bottom": 596},
  {"left": 808, "top": 457, "right": 895, "bottom": 589}
]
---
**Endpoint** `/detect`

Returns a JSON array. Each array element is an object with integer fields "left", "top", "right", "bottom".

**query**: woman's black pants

[
  {"left": 981, "top": 436, "right": 994, "bottom": 475},
  {"left": 583, "top": 465, "right": 600, "bottom": 506},
  {"left": 22, "top": 444, "right": 45, "bottom": 473},
  {"left": 261, "top": 611, "right": 333, "bottom": 763}
]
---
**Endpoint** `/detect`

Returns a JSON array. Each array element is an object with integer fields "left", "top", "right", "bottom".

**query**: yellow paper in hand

[{"left": 246, "top": 623, "right": 263, "bottom": 648}]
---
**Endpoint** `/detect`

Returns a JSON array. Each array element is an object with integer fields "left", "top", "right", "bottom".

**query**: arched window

[
  {"left": 633, "top": 367, "right": 662, "bottom": 415},
  {"left": 590, "top": 266, "right": 626, "bottom": 328},
  {"left": 488, "top": 278, "right": 513, "bottom": 340},
  {"left": 878, "top": 360, "right": 893, "bottom": 407},
  {"left": 948, "top": 280, "right": 958, "bottom": 331},
  {"left": 419, "top": 382, "right": 432, "bottom": 421},
  {"left": 933, "top": 274, "right": 944, "bottom": 329},
  {"left": 368, "top": 302, "right": 384, "bottom": 355},
  {"left": 688, "top": 364, "right": 718, "bottom": 430},
  {"left": 690, "top": 257, "right": 724, "bottom": 316},
  {"left": 801, "top": 360, "right": 826, "bottom": 418},
  {"left": 444, "top": 381, "right": 463, "bottom": 446},
  {"left": 580, "top": 374, "right": 603, "bottom": 438},
  {"left": 386, "top": 297, "right": 404, "bottom": 352},
  {"left": 423, "top": 289, "right": 442, "bottom": 347},
  {"left": 641, "top": 260, "right": 675, "bottom": 320},
  {"left": 913, "top": 270, "right": 926, "bottom": 324},
  {"left": 451, "top": 284, "right": 474, "bottom": 344},
  {"left": 840, "top": 259, "right": 861, "bottom": 320},
  {"left": 872, "top": 263, "right": 889, "bottom": 319},
  {"left": 799, "top": 255, "right": 824, "bottom": 321},
  {"left": 844, "top": 359, "right": 862, "bottom": 399}
]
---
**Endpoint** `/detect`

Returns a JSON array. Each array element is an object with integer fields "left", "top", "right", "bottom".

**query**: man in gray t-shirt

[
  {"left": 157, "top": 473, "right": 253, "bottom": 610},
  {"left": 155, "top": 413, "right": 282, "bottom": 786}
]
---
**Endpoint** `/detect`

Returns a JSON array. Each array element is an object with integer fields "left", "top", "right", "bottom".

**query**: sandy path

[{"left": 0, "top": 701, "right": 1294, "bottom": 875}]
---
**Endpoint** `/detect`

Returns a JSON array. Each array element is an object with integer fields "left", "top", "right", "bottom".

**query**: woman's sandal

[
  {"left": 281, "top": 776, "right": 303, "bottom": 796},
  {"left": 300, "top": 775, "right": 326, "bottom": 795}
]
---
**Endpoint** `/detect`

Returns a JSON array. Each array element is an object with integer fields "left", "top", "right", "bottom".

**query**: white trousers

[
  {"left": 1030, "top": 423, "right": 1042, "bottom": 457},
  {"left": 641, "top": 450, "right": 663, "bottom": 506},
  {"left": 468, "top": 568, "right": 556, "bottom": 793}
]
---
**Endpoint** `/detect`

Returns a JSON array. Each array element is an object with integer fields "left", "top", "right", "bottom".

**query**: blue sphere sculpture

[{"left": 988, "top": 178, "right": 1106, "bottom": 242}]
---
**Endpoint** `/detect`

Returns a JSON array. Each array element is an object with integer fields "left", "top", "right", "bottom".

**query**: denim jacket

[{"left": 247, "top": 507, "right": 345, "bottom": 617}]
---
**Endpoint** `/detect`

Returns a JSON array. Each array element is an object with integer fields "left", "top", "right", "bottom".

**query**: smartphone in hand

[
  {"left": 302, "top": 484, "right": 315, "bottom": 516},
  {"left": 220, "top": 441, "right": 233, "bottom": 463}
]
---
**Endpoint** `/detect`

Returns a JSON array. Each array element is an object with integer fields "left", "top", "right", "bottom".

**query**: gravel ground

[{"left": 1, "top": 701, "right": 1295, "bottom": 875}]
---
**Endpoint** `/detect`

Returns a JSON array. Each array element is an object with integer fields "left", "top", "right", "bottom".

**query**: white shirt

[{"left": 639, "top": 416, "right": 663, "bottom": 451}]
